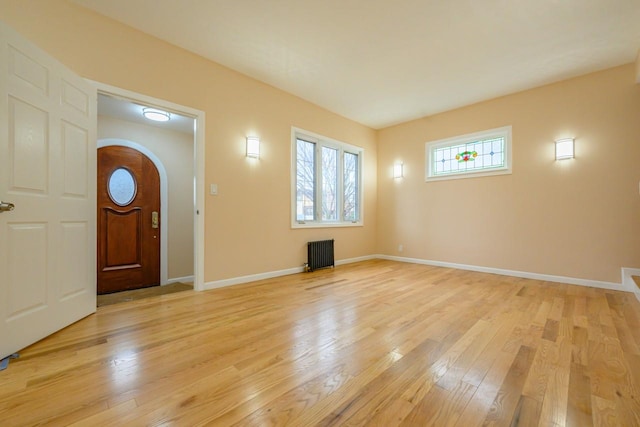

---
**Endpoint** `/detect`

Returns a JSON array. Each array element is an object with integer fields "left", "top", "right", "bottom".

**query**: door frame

[
  {"left": 97, "top": 140, "right": 168, "bottom": 287},
  {"left": 91, "top": 81, "right": 206, "bottom": 292}
]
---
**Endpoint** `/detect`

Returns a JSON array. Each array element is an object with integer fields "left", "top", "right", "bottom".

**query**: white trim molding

[
  {"left": 425, "top": 125, "right": 512, "bottom": 182},
  {"left": 167, "top": 275, "right": 195, "bottom": 285},
  {"left": 379, "top": 255, "right": 625, "bottom": 291},
  {"left": 290, "top": 127, "right": 365, "bottom": 229},
  {"left": 335, "top": 255, "right": 377, "bottom": 266},
  {"left": 98, "top": 139, "right": 170, "bottom": 286},
  {"left": 203, "top": 254, "right": 629, "bottom": 294},
  {"left": 203, "top": 255, "right": 377, "bottom": 291},
  {"left": 204, "top": 267, "right": 305, "bottom": 291},
  {"left": 91, "top": 80, "right": 206, "bottom": 292},
  {"left": 622, "top": 267, "right": 640, "bottom": 302}
]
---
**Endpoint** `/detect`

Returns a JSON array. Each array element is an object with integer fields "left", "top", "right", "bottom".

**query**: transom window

[
  {"left": 292, "top": 128, "right": 363, "bottom": 228},
  {"left": 425, "top": 126, "right": 512, "bottom": 181}
]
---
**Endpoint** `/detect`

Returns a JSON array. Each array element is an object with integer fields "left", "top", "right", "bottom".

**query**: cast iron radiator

[{"left": 307, "top": 239, "right": 335, "bottom": 272}]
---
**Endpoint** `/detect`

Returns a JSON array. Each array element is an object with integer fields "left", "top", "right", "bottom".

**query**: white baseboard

[
  {"left": 165, "top": 275, "right": 194, "bottom": 285},
  {"left": 201, "top": 254, "right": 631, "bottom": 294},
  {"left": 335, "top": 255, "right": 377, "bottom": 266},
  {"left": 377, "top": 254, "right": 625, "bottom": 292},
  {"left": 204, "top": 266, "right": 304, "bottom": 291},
  {"left": 203, "top": 255, "right": 377, "bottom": 291},
  {"left": 622, "top": 268, "right": 640, "bottom": 302}
]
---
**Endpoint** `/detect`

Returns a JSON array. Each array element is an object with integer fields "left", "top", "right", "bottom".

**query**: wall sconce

[
  {"left": 246, "top": 136, "right": 260, "bottom": 158},
  {"left": 393, "top": 162, "right": 404, "bottom": 178},
  {"left": 555, "top": 138, "right": 574, "bottom": 160}
]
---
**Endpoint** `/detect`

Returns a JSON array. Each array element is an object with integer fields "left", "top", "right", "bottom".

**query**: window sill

[
  {"left": 292, "top": 221, "right": 363, "bottom": 229},
  {"left": 426, "top": 168, "right": 512, "bottom": 182}
]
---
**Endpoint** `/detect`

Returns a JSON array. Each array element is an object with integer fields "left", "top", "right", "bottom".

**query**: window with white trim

[
  {"left": 425, "top": 126, "right": 512, "bottom": 181},
  {"left": 292, "top": 128, "right": 363, "bottom": 227}
]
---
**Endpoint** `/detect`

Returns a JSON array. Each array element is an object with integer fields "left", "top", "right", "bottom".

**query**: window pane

[
  {"left": 293, "top": 129, "right": 363, "bottom": 226},
  {"left": 321, "top": 146, "right": 338, "bottom": 221},
  {"left": 431, "top": 136, "right": 506, "bottom": 176},
  {"left": 108, "top": 168, "right": 136, "bottom": 206},
  {"left": 343, "top": 152, "right": 359, "bottom": 221},
  {"left": 296, "top": 139, "right": 315, "bottom": 221}
]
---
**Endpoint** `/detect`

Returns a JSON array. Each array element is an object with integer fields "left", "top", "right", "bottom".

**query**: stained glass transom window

[{"left": 426, "top": 126, "right": 512, "bottom": 181}]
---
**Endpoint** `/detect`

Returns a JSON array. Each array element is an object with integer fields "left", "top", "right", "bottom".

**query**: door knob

[{"left": 0, "top": 201, "right": 15, "bottom": 213}]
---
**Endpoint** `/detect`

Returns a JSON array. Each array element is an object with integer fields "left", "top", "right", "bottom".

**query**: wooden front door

[{"left": 97, "top": 146, "right": 160, "bottom": 294}]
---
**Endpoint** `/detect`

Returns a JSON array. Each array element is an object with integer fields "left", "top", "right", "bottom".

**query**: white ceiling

[
  {"left": 98, "top": 94, "right": 194, "bottom": 134},
  {"left": 76, "top": 0, "right": 640, "bottom": 129}
]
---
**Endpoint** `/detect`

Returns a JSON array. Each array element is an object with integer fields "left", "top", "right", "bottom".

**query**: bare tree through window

[
  {"left": 343, "top": 152, "right": 358, "bottom": 221},
  {"left": 294, "top": 131, "right": 362, "bottom": 225},
  {"left": 322, "top": 147, "right": 337, "bottom": 220},
  {"left": 296, "top": 139, "right": 315, "bottom": 221}
]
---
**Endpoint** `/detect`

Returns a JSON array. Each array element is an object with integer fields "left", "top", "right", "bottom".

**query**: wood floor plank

[
  {"left": 548, "top": 297, "right": 565, "bottom": 322},
  {"left": 537, "top": 336, "right": 572, "bottom": 426},
  {"left": 572, "top": 325, "right": 589, "bottom": 366},
  {"left": 287, "top": 348, "right": 417, "bottom": 427},
  {"left": 436, "top": 315, "right": 508, "bottom": 392},
  {"left": 461, "top": 313, "right": 521, "bottom": 388},
  {"left": 400, "top": 381, "right": 476, "bottom": 427},
  {"left": 591, "top": 395, "right": 620, "bottom": 426},
  {"left": 68, "top": 399, "right": 138, "bottom": 427},
  {"left": 607, "top": 293, "right": 640, "bottom": 356},
  {"left": 314, "top": 333, "right": 458, "bottom": 426},
  {"left": 542, "top": 319, "right": 559, "bottom": 342},
  {"left": 454, "top": 349, "right": 519, "bottom": 427},
  {"left": 400, "top": 319, "right": 492, "bottom": 405},
  {"left": 1, "top": 259, "right": 640, "bottom": 426},
  {"left": 566, "top": 362, "right": 593, "bottom": 427},
  {"left": 509, "top": 395, "right": 542, "bottom": 427},
  {"left": 573, "top": 296, "right": 589, "bottom": 329},
  {"left": 364, "top": 397, "right": 415, "bottom": 427},
  {"left": 521, "top": 338, "right": 558, "bottom": 403},
  {"left": 482, "top": 345, "right": 536, "bottom": 426},
  {"left": 216, "top": 311, "right": 449, "bottom": 425}
]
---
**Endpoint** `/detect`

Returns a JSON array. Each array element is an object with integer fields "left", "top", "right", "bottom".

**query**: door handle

[
  {"left": 151, "top": 211, "right": 159, "bottom": 229},
  {"left": 0, "top": 201, "right": 15, "bottom": 213}
]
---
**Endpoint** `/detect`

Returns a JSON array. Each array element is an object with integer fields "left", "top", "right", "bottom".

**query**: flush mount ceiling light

[{"left": 142, "top": 107, "right": 171, "bottom": 122}]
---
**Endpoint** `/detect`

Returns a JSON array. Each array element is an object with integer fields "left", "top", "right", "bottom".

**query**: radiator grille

[{"left": 307, "top": 239, "right": 334, "bottom": 272}]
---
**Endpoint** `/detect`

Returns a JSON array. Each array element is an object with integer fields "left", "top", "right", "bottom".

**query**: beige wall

[
  {"left": 636, "top": 49, "right": 640, "bottom": 83},
  {"left": 98, "top": 116, "right": 194, "bottom": 280},
  {"left": 1, "top": 1, "right": 638, "bottom": 286},
  {"left": 377, "top": 64, "right": 640, "bottom": 283},
  {"left": 0, "top": 0, "right": 377, "bottom": 283}
]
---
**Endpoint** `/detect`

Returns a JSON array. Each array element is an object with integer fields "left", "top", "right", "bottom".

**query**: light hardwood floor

[{"left": 2, "top": 260, "right": 640, "bottom": 426}]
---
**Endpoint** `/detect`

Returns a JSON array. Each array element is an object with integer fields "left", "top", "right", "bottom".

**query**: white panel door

[{"left": 0, "top": 20, "right": 97, "bottom": 359}]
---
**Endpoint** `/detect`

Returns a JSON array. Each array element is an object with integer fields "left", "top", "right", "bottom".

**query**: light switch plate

[{"left": 210, "top": 184, "right": 218, "bottom": 195}]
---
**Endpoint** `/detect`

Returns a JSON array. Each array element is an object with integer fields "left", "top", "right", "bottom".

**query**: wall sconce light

[
  {"left": 555, "top": 138, "right": 574, "bottom": 160},
  {"left": 142, "top": 107, "right": 171, "bottom": 122},
  {"left": 246, "top": 136, "right": 260, "bottom": 158},
  {"left": 393, "top": 162, "right": 404, "bottom": 178}
]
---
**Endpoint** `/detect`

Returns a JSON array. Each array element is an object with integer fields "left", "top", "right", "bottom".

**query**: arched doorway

[{"left": 97, "top": 145, "right": 161, "bottom": 294}]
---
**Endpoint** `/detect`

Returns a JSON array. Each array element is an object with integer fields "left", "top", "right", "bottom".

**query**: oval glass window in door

[{"left": 108, "top": 167, "right": 137, "bottom": 206}]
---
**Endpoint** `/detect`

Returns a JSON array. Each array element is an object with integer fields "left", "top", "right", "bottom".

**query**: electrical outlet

[{"left": 398, "top": 244, "right": 403, "bottom": 252}]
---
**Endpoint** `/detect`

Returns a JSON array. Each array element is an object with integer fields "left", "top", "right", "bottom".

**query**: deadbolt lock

[{"left": 151, "top": 211, "right": 159, "bottom": 228}]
